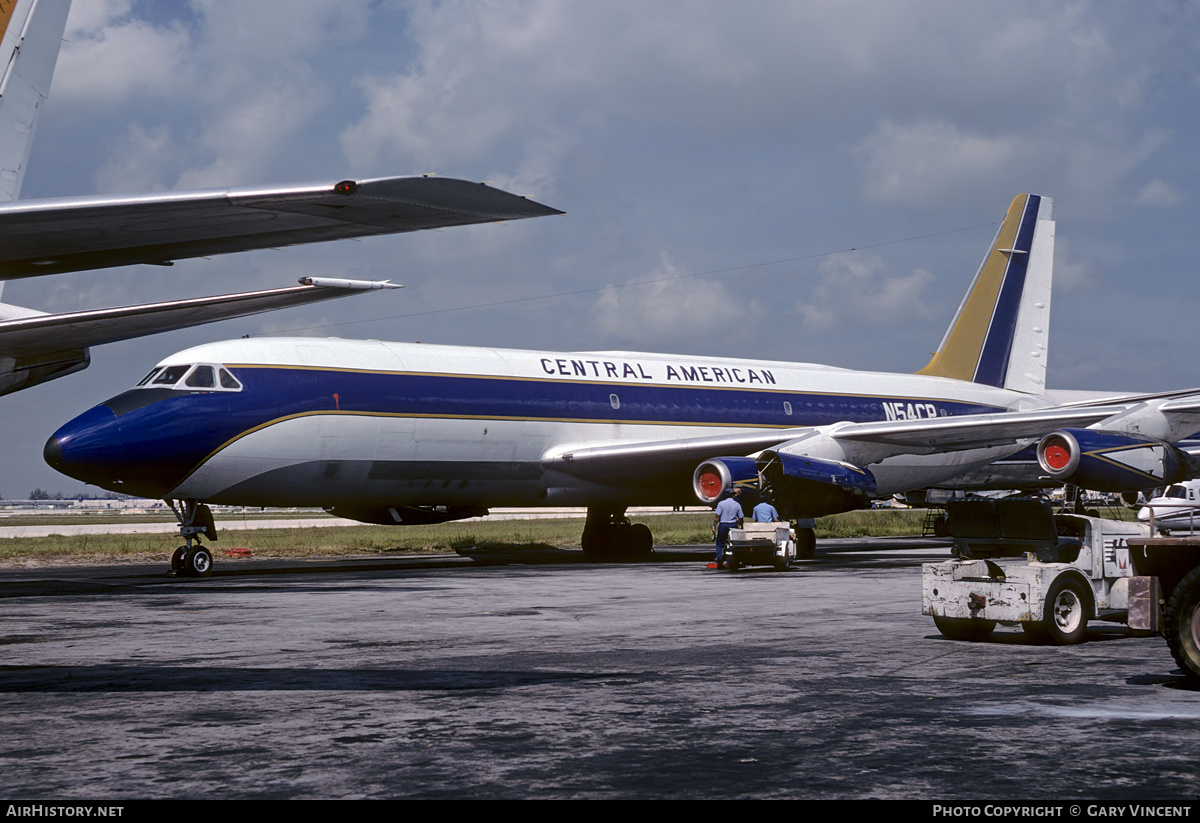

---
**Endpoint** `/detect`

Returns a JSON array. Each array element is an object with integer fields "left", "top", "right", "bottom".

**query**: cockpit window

[
  {"left": 185, "top": 366, "right": 215, "bottom": 388},
  {"left": 151, "top": 365, "right": 191, "bottom": 386},
  {"left": 137, "top": 363, "right": 243, "bottom": 392}
]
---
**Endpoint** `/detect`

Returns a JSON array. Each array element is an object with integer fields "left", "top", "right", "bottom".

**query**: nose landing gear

[{"left": 168, "top": 499, "right": 218, "bottom": 577}]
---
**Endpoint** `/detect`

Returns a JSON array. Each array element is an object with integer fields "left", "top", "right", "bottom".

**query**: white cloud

[
  {"left": 856, "top": 119, "right": 1020, "bottom": 205},
  {"left": 57, "top": 1, "right": 194, "bottom": 106},
  {"left": 593, "top": 252, "right": 762, "bottom": 346},
  {"left": 93, "top": 123, "right": 176, "bottom": 193},
  {"left": 1134, "top": 178, "right": 1186, "bottom": 208},
  {"left": 1050, "top": 239, "right": 1099, "bottom": 294},
  {"left": 793, "top": 253, "right": 935, "bottom": 334}
]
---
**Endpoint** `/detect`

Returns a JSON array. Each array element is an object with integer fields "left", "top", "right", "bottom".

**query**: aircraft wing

[
  {"left": 549, "top": 406, "right": 1128, "bottom": 473},
  {"left": 0, "top": 176, "right": 563, "bottom": 279},
  {"left": 825, "top": 406, "right": 1133, "bottom": 451},
  {"left": 0, "top": 278, "right": 399, "bottom": 397},
  {"left": 0, "top": 277, "right": 399, "bottom": 356},
  {"left": 542, "top": 404, "right": 1140, "bottom": 502}
]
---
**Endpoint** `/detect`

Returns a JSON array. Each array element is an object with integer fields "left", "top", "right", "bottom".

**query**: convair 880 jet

[{"left": 46, "top": 194, "right": 1200, "bottom": 575}]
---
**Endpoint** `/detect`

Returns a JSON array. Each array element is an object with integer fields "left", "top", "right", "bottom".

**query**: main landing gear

[
  {"left": 168, "top": 499, "right": 218, "bottom": 578},
  {"left": 580, "top": 506, "right": 654, "bottom": 559}
]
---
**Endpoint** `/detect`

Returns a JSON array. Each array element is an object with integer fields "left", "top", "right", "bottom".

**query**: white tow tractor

[
  {"left": 725, "top": 522, "right": 797, "bottom": 572},
  {"left": 922, "top": 497, "right": 1200, "bottom": 684}
]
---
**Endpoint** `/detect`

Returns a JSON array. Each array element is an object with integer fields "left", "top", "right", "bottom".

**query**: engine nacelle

[
  {"left": 755, "top": 450, "right": 877, "bottom": 518},
  {"left": 692, "top": 457, "right": 760, "bottom": 504},
  {"left": 1036, "top": 428, "right": 1189, "bottom": 492}
]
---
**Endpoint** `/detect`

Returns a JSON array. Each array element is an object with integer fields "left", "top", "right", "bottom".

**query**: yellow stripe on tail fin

[{"left": 916, "top": 193, "right": 1054, "bottom": 394}]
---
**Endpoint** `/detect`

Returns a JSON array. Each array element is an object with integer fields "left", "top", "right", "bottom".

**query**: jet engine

[
  {"left": 1036, "top": 428, "right": 1190, "bottom": 492},
  {"left": 692, "top": 457, "right": 760, "bottom": 504}
]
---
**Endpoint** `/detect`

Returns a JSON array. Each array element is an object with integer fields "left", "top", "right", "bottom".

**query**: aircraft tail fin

[
  {"left": 0, "top": 0, "right": 70, "bottom": 203},
  {"left": 915, "top": 193, "right": 1055, "bottom": 394}
]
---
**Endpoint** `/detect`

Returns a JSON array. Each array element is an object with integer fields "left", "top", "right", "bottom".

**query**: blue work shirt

[
  {"left": 752, "top": 502, "right": 780, "bottom": 522},
  {"left": 715, "top": 497, "right": 743, "bottom": 524}
]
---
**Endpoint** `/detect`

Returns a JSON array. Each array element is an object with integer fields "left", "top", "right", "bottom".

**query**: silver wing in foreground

[
  {"left": 0, "top": 278, "right": 400, "bottom": 397},
  {"left": 0, "top": 176, "right": 563, "bottom": 279}
]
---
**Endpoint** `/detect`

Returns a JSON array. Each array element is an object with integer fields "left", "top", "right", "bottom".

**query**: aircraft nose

[
  {"left": 44, "top": 404, "right": 127, "bottom": 490},
  {"left": 43, "top": 434, "right": 63, "bottom": 470}
]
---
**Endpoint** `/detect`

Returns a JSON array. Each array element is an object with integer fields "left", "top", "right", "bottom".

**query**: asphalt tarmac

[{"left": 1, "top": 538, "right": 1197, "bottom": 800}]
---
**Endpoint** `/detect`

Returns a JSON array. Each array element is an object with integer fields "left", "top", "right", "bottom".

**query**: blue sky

[{"left": 6, "top": 0, "right": 1200, "bottom": 497}]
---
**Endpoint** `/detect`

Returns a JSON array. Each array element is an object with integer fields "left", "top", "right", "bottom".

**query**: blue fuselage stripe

[
  {"left": 55, "top": 367, "right": 1010, "bottom": 497},
  {"left": 218, "top": 367, "right": 1006, "bottom": 428}
]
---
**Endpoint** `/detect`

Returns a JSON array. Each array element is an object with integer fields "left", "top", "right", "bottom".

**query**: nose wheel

[
  {"left": 168, "top": 499, "right": 218, "bottom": 578},
  {"left": 170, "top": 544, "right": 214, "bottom": 577}
]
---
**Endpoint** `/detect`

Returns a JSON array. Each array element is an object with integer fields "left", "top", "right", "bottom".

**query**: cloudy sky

[{"left": 5, "top": 0, "right": 1200, "bottom": 498}]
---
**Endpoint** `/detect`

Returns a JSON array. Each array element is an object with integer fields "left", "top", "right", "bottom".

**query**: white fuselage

[{"left": 94, "top": 336, "right": 1062, "bottom": 509}]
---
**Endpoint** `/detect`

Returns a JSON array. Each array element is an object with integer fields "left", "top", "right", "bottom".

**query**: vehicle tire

[
  {"left": 170, "top": 546, "right": 186, "bottom": 571},
  {"left": 183, "top": 546, "right": 213, "bottom": 578},
  {"left": 795, "top": 528, "right": 816, "bottom": 559},
  {"left": 727, "top": 558, "right": 740, "bottom": 572},
  {"left": 773, "top": 554, "right": 790, "bottom": 572},
  {"left": 932, "top": 615, "right": 995, "bottom": 641},
  {"left": 1165, "top": 565, "right": 1200, "bottom": 682},
  {"left": 1034, "top": 576, "right": 1090, "bottom": 645},
  {"left": 933, "top": 515, "right": 949, "bottom": 538}
]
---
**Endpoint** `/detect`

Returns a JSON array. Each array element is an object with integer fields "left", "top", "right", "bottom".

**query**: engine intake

[{"left": 692, "top": 457, "right": 760, "bottom": 504}]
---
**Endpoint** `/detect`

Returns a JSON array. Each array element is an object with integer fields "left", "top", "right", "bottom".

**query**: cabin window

[
  {"left": 136, "top": 367, "right": 162, "bottom": 386},
  {"left": 783, "top": 401, "right": 793, "bottom": 416},
  {"left": 610, "top": 393, "right": 620, "bottom": 410},
  {"left": 219, "top": 368, "right": 242, "bottom": 390}
]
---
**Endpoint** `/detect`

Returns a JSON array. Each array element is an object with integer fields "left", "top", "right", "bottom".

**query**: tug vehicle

[{"left": 922, "top": 497, "right": 1200, "bottom": 682}]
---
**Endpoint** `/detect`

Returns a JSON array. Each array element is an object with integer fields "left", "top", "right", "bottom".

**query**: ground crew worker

[
  {"left": 713, "top": 489, "right": 743, "bottom": 568},
  {"left": 753, "top": 498, "right": 780, "bottom": 522}
]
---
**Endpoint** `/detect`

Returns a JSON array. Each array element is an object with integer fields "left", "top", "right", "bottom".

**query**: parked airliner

[{"left": 45, "top": 194, "right": 1200, "bottom": 575}]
